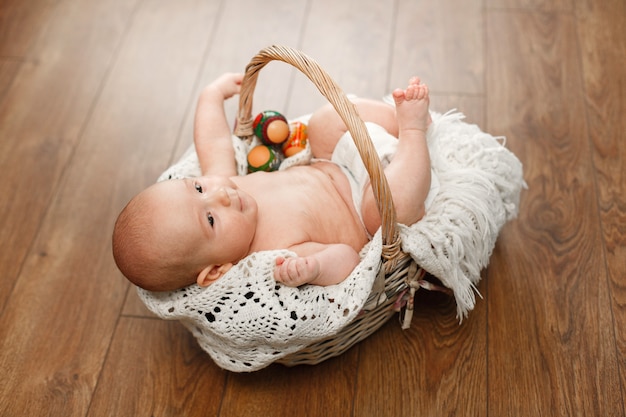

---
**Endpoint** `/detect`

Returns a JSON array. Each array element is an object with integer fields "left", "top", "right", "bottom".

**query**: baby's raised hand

[
  {"left": 205, "top": 72, "right": 243, "bottom": 99},
  {"left": 274, "top": 256, "right": 320, "bottom": 287}
]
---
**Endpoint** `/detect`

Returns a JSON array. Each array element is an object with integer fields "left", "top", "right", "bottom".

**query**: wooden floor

[{"left": 0, "top": 0, "right": 624, "bottom": 415}]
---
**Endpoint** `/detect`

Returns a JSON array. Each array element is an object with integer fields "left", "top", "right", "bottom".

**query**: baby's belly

[{"left": 307, "top": 162, "right": 369, "bottom": 249}]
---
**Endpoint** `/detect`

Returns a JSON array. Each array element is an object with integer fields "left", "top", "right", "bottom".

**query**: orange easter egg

[
  {"left": 265, "top": 119, "right": 290, "bottom": 144},
  {"left": 253, "top": 110, "right": 290, "bottom": 145},
  {"left": 247, "top": 145, "right": 280, "bottom": 172}
]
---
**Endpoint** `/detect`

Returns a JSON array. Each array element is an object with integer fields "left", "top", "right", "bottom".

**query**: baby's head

[{"left": 112, "top": 176, "right": 258, "bottom": 292}]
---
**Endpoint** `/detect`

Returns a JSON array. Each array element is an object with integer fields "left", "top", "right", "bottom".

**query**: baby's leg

[
  {"left": 307, "top": 98, "right": 397, "bottom": 159},
  {"left": 361, "top": 77, "right": 432, "bottom": 234}
]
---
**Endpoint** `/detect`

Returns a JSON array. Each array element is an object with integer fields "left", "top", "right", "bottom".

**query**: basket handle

[{"left": 235, "top": 45, "right": 404, "bottom": 267}]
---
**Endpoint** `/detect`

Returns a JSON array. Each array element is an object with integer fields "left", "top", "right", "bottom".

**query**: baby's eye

[
  {"left": 207, "top": 213, "right": 214, "bottom": 227},
  {"left": 195, "top": 183, "right": 203, "bottom": 193}
]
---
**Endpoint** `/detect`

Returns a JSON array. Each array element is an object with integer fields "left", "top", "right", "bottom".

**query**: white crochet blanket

[{"left": 138, "top": 111, "right": 524, "bottom": 372}]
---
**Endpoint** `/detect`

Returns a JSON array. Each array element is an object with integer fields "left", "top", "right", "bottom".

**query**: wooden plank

[
  {"left": 221, "top": 352, "right": 359, "bottom": 417},
  {"left": 355, "top": 287, "right": 487, "bottom": 416},
  {"left": 575, "top": 0, "right": 626, "bottom": 404},
  {"left": 0, "top": 0, "right": 137, "bottom": 313},
  {"left": 285, "top": 0, "right": 395, "bottom": 116},
  {"left": 88, "top": 318, "right": 227, "bottom": 417},
  {"left": 0, "top": 0, "right": 221, "bottom": 415},
  {"left": 0, "top": 0, "right": 58, "bottom": 57},
  {"left": 486, "top": 10, "right": 623, "bottom": 416},
  {"left": 0, "top": 58, "right": 20, "bottom": 102},
  {"left": 486, "top": 0, "right": 573, "bottom": 11},
  {"left": 193, "top": 0, "right": 310, "bottom": 116},
  {"left": 389, "top": 0, "right": 483, "bottom": 96}
]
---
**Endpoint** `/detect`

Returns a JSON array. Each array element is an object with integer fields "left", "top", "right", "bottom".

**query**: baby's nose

[{"left": 212, "top": 187, "right": 231, "bottom": 206}]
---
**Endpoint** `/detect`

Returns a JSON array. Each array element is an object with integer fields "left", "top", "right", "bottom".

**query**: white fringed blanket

[{"left": 138, "top": 111, "right": 524, "bottom": 372}]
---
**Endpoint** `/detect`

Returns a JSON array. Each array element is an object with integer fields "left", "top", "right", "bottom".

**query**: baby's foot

[{"left": 392, "top": 76, "right": 431, "bottom": 134}]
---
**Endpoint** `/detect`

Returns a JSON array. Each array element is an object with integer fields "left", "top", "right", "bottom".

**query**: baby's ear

[{"left": 196, "top": 263, "right": 233, "bottom": 287}]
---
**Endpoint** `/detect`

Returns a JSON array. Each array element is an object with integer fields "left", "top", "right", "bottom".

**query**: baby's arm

[
  {"left": 274, "top": 242, "right": 360, "bottom": 287},
  {"left": 194, "top": 73, "right": 243, "bottom": 177}
]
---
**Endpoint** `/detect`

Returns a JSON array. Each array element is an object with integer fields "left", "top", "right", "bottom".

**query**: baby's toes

[
  {"left": 392, "top": 88, "right": 406, "bottom": 105},
  {"left": 409, "top": 76, "right": 421, "bottom": 86},
  {"left": 405, "top": 84, "right": 419, "bottom": 100},
  {"left": 415, "top": 85, "right": 425, "bottom": 100}
]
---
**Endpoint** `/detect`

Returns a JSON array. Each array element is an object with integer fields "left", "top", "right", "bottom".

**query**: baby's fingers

[
  {"left": 280, "top": 258, "right": 299, "bottom": 280},
  {"left": 273, "top": 258, "right": 294, "bottom": 283},
  {"left": 273, "top": 257, "right": 308, "bottom": 286}
]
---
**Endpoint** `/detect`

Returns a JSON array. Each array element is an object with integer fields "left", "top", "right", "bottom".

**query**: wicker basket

[{"left": 234, "top": 45, "right": 425, "bottom": 366}]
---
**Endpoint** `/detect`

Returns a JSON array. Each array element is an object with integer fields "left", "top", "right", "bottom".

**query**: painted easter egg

[
  {"left": 253, "top": 110, "right": 290, "bottom": 145},
  {"left": 282, "top": 121, "right": 308, "bottom": 157},
  {"left": 247, "top": 145, "right": 281, "bottom": 172}
]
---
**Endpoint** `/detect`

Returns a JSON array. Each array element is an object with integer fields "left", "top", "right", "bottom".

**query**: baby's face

[{"left": 147, "top": 175, "right": 258, "bottom": 269}]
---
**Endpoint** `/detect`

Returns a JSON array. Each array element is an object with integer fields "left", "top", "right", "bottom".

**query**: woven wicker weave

[{"left": 234, "top": 45, "right": 424, "bottom": 365}]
